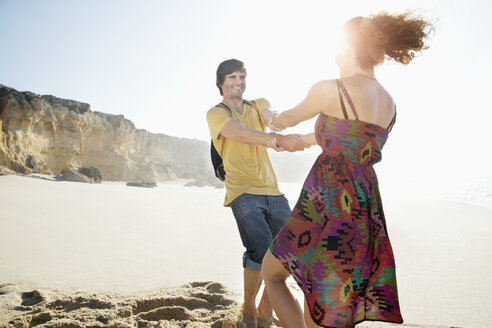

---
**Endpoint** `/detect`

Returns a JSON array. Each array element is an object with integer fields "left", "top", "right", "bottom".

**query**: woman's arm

[
  {"left": 272, "top": 80, "right": 336, "bottom": 129},
  {"left": 300, "top": 132, "right": 318, "bottom": 146}
]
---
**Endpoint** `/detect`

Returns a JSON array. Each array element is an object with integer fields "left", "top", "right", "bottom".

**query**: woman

[{"left": 262, "top": 12, "right": 433, "bottom": 328}]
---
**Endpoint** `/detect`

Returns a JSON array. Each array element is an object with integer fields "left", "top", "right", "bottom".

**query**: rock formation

[
  {"left": 126, "top": 181, "right": 158, "bottom": 188},
  {"left": 0, "top": 84, "right": 219, "bottom": 186},
  {"left": 55, "top": 170, "right": 95, "bottom": 184}
]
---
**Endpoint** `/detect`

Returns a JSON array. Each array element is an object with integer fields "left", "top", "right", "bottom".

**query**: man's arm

[{"left": 220, "top": 120, "right": 309, "bottom": 152}]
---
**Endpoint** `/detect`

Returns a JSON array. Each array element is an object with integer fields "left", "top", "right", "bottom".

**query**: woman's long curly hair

[{"left": 344, "top": 12, "right": 434, "bottom": 67}]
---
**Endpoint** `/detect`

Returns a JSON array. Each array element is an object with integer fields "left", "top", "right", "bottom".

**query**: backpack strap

[
  {"left": 336, "top": 79, "right": 359, "bottom": 120},
  {"left": 216, "top": 102, "right": 232, "bottom": 114},
  {"left": 243, "top": 99, "right": 263, "bottom": 124},
  {"left": 219, "top": 100, "right": 261, "bottom": 120},
  {"left": 215, "top": 103, "right": 232, "bottom": 157}
]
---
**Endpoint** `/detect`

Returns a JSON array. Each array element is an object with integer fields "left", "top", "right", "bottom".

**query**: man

[{"left": 206, "top": 59, "right": 309, "bottom": 327}]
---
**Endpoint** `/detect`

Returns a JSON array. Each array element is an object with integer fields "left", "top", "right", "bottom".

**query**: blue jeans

[{"left": 230, "top": 193, "right": 291, "bottom": 271}]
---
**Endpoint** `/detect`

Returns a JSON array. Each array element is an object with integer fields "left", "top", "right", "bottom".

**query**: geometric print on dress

[{"left": 270, "top": 112, "right": 403, "bottom": 327}]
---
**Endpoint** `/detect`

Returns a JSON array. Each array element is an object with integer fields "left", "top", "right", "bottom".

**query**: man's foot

[
  {"left": 242, "top": 303, "right": 257, "bottom": 328},
  {"left": 257, "top": 288, "right": 282, "bottom": 326},
  {"left": 271, "top": 316, "right": 282, "bottom": 327},
  {"left": 257, "top": 309, "right": 282, "bottom": 327}
]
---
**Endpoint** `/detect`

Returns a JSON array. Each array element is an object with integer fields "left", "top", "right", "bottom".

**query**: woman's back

[{"left": 322, "top": 75, "right": 396, "bottom": 131}]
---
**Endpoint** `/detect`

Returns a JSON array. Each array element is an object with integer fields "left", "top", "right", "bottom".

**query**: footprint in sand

[
  {"left": 1, "top": 281, "right": 246, "bottom": 328},
  {"left": 21, "top": 290, "right": 45, "bottom": 306}
]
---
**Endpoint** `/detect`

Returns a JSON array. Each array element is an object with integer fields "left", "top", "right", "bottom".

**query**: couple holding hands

[{"left": 207, "top": 12, "right": 432, "bottom": 328}]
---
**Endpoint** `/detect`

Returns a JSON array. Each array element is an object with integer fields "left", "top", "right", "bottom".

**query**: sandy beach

[{"left": 1, "top": 175, "right": 491, "bottom": 327}]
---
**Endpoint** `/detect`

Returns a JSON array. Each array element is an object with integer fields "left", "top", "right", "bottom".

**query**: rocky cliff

[{"left": 0, "top": 84, "right": 219, "bottom": 185}]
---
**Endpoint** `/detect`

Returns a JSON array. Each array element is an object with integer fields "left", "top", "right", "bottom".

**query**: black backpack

[{"left": 210, "top": 100, "right": 259, "bottom": 181}]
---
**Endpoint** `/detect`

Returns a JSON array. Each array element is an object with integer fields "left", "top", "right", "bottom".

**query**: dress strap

[
  {"left": 335, "top": 80, "right": 349, "bottom": 119},
  {"left": 386, "top": 106, "right": 397, "bottom": 132},
  {"left": 336, "top": 79, "right": 359, "bottom": 120}
]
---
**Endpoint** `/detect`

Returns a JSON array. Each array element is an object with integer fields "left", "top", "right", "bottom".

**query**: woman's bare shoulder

[
  {"left": 308, "top": 79, "right": 339, "bottom": 101},
  {"left": 312, "top": 79, "right": 338, "bottom": 90}
]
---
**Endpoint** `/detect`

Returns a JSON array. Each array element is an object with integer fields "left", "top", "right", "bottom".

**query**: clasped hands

[{"left": 265, "top": 112, "right": 310, "bottom": 152}]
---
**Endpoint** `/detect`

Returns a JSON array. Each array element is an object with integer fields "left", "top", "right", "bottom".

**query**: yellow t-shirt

[{"left": 206, "top": 98, "right": 282, "bottom": 206}]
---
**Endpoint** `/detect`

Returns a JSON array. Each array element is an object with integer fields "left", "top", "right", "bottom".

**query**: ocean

[
  {"left": 439, "top": 176, "right": 492, "bottom": 211},
  {"left": 278, "top": 175, "right": 492, "bottom": 212}
]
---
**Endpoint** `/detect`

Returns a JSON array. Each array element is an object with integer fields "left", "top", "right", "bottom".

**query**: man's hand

[
  {"left": 276, "top": 134, "right": 310, "bottom": 152},
  {"left": 270, "top": 143, "right": 285, "bottom": 152}
]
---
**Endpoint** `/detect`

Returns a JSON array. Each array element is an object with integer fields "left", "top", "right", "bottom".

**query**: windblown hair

[
  {"left": 216, "top": 59, "right": 247, "bottom": 96},
  {"left": 343, "top": 12, "right": 433, "bottom": 67}
]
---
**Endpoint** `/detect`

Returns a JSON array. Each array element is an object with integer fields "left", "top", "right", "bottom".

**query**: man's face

[{"left": 221, "top": 70, "right": 246, "bottom": 98}]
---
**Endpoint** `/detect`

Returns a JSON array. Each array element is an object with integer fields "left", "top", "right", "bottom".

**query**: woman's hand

[
  {"left": 263, "top": 109, "right": 284, "bottom": 132},
  {"left": 270, "top": 115, "right": 285, "bottom": 131},
  {"left": 268, "top": 113, "right": 284, "bottom": 132}
]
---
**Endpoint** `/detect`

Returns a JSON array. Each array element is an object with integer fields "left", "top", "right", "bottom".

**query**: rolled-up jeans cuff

[{"left": 243, "top": 252, "right": 262, "bottom": 271}]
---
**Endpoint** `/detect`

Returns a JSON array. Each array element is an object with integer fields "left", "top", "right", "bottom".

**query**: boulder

[
  {"left": 55, "top": 171, "right": 93, "bottom": 183},
  {"left": 126, "top": 181, "right": 157, "bottom": 188},
  {"left": 184, "top": 176, "right": 224, "bottom": 189},
  {"left": 26, "top": 173, "right": 56, "bottom": 181},
  {"left": 78, "top": 167, "right": 102, "bottom": 183}
]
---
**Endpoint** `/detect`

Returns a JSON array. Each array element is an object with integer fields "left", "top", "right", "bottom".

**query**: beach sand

[{"left": 1, "top": 175, "right": 491, "bottom": 327}]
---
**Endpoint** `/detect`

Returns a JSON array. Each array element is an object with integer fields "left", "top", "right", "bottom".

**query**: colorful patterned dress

[{"left": 270, "top": 80, "right": 403, "bottom": 327}]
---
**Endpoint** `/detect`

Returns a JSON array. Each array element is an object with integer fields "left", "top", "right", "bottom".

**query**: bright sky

[{"left": 1, "top": 0, "right": 491, "bottom": 182}]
